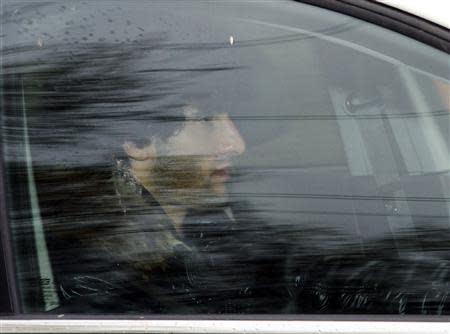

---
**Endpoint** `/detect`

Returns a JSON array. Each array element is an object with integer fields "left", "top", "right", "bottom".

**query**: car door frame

[{"left": 0, "top": 0, "right": 449, "bottom": 332}]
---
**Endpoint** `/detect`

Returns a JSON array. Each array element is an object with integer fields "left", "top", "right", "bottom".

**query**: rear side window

[{"left": 1, "top": 0, "right": 449, "bottom": 315}]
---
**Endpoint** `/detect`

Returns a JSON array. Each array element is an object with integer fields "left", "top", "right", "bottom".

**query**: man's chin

[
  {"left": 192, "top": 184, "right": 230, "bottom": 209},
  {"left": 211, "top": 180, "right": 228, "bottom": 196},
  {"left": 198, "top": 186, "right": 229, "bottom": 207}
]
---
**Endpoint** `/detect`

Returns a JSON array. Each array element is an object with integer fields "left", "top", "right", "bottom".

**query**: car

[{"left": 1, "top": 0, "right": 449, "bottom": 333}]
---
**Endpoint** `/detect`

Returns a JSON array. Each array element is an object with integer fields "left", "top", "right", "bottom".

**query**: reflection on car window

[{"left": 1, "top": 0, "right": 449, "bottom": 314}]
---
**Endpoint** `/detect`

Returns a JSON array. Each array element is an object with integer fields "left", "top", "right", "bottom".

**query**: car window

[{"left": 1, "top": 0, "right": 449, "bottom": 315}]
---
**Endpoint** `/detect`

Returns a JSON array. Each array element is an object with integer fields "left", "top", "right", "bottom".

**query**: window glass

[{"left": 1, "top": 0, "right": 449, "bottom": 314}]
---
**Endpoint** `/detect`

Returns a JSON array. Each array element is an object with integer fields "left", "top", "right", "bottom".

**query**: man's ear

[{"left": 122, "top": 141, "right": 156, "bottom": 161}]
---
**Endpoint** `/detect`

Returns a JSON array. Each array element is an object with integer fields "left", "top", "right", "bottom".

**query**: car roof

[{"left": 375, "top": 0, "right": 450, "bottom": 29}]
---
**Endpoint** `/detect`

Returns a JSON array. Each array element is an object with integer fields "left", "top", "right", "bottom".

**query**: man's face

[{"left": 129, "top": 107, "right": 246, "bottom": 206}]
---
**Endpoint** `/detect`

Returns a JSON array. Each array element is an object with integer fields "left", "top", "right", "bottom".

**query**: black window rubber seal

[{"left": 295, "top": 0, "right": 450, "bottom": 54}]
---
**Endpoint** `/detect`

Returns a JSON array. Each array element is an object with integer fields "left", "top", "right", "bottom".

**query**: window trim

[
  {"left": 1, "top": 319, "right": 450, "bottom": 333},
  {"left": 296, "top": 0, "right": 450, "bottom": 54}
]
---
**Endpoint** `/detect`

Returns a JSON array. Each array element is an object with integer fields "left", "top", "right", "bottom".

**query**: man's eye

[
  {"left": 186, "top": 115, "right": 217, "bottom": 123},
  {"left": 196, "top": 116, "right": 213, "bottom": 122}
]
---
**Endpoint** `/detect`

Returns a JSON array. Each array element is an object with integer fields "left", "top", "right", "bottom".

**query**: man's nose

[{"left": 217, "top": 117, "right": 246, "bottom": 156}]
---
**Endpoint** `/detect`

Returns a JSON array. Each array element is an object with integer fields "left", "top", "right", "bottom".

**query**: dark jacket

[{"left": 53, "top": 160, "right": 290, "bottom": 314}]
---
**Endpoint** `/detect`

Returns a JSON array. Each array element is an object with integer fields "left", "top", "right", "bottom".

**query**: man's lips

[{"left": 211, "top": 166, "right": 230, "bottom": 180}]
